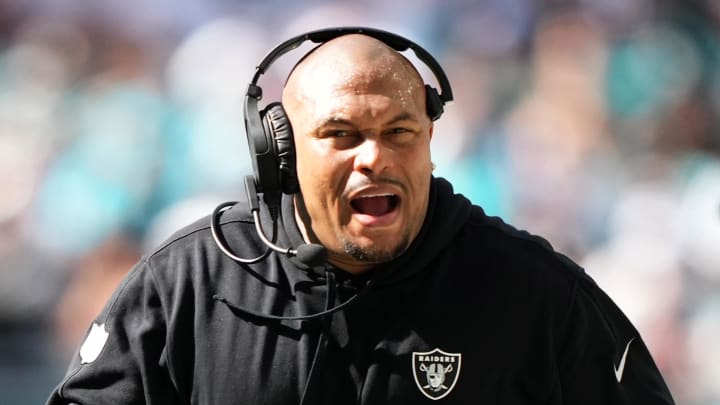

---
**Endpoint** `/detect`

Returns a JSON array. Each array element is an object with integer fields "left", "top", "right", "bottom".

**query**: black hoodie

[{"left": 46, "top": 177, "right": 675, "bottom": 404}]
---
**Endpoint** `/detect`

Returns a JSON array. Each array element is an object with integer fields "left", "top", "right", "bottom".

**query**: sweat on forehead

[{"left": 283, "top": 34, "right": 425, "bottom": 102}]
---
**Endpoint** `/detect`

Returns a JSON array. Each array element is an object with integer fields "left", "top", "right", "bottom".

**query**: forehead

[
  {"left": 284, "top": 49, "right": 425, "bottom": 124},
  {"left": 298, "top": 82, "right": 424, "bottom": 132},
  {"left": 285, "top": 36, "right": 424, "bottom": 101},
  {"left": 299, "top": 54, "right": 420, "bottom": 96}
]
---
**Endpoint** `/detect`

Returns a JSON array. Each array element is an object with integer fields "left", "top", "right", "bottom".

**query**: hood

[{"left": 278, "top": 176, "right": 472, "bottom": 286}]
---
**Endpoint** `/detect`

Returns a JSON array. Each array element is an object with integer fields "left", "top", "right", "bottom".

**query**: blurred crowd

[{"left": 0, "top": 0, "right": 718, "bottom": 403}]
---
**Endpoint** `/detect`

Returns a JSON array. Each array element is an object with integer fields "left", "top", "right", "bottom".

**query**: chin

[{"left": 341, "top": 236, "right": 409, "bottom": 263}]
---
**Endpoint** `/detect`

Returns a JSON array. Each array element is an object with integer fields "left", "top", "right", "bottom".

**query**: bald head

[{"left": 282, "top": 34, "right": 427, "bottom": 119}]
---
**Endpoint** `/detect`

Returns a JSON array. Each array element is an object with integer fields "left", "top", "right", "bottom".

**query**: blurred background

[{"left": 0, "top": 0, "right": 718, "bottom": 403}]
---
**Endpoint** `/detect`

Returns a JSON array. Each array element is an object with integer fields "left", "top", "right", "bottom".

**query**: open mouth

[{"left": 350, "top": 194, "right": 400, "bottom": 216}]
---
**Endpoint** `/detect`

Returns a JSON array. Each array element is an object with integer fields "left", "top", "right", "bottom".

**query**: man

[{"left": 47, "top": 30, "right": 675, "bottom": 404}]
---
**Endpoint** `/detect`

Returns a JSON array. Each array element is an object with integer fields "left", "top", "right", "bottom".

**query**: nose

[{"left": 353, "top": 138, "right": 388, "bottom": 175}]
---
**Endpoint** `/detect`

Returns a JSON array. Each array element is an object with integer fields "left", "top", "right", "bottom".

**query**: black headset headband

[{"left": 248, "top": 26, "right": 454, "bottom": 103}]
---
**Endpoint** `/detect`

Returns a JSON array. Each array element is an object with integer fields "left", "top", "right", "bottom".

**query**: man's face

[{"left": 285, "top": 49, "right": 433, "bottom": 272}]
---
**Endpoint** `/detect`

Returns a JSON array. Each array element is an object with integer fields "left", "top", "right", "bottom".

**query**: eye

[
  {"left": 316, "top": 128, "right": 351, "bottom": 139},
  {"left": 331, "top": 130, "right": 350, "bottom": 138},
  {"left": 384, "top": 126, "right": 417, "bottom": 144},
  {"left": 315, "top": 128, "right": 362, "bottom": 149}
]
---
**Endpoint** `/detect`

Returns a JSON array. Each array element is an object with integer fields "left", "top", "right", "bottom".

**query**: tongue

[{"left": 353, "top": 196, "right": 393, "bottom": 216}]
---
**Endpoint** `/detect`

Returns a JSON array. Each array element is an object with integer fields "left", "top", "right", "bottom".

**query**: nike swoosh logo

[{"left": 613, "top": 338, "right": 635, "bottom": 383}]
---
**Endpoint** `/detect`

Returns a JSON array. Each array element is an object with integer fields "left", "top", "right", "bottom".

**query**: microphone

[
  {"left": 295, "top": 243, "right": 328, "bottom": 267},
  {"left": 210, "top": 175, "right": 327, "bottom": 267}
]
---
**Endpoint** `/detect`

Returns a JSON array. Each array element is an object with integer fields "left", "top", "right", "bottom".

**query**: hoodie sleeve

[
  {"left": 45, "top": 259, "right": 180, "bottom": 405},
  {"left": 556, "top": 273, "right": 675, "bottom": 404}
]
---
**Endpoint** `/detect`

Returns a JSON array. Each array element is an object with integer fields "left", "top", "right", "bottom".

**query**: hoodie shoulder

[
  {"left": 464, "top": 204, "right": 587, "bottom": 284},
  {"left": 148, "top": 200, "right": 254, "bottom": 258},
  {"left": 139, "top": 200, "right": 265, "bottom": 290}
]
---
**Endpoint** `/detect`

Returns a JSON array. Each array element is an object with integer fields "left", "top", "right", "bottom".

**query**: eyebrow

[
  {"left": 385, "top": 112, "right": 418, "bottom": 125},
  {"left": 318, "top": 112, "right": 419, "bottom": 128}
]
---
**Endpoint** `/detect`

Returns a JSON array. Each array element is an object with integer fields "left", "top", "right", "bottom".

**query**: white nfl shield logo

[{"left": 412, "top": 348, "right": 462, "bottom": 400}]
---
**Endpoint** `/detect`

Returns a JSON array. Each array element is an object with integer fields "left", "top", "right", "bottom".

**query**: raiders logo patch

[{"left": 412, "top": 348, "right": 462, "bottom": 400}]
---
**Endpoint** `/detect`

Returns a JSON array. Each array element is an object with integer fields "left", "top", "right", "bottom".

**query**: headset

[
  {"left": 210, "top": 27, "right": 454, "bottom": 321},
  {"left": 243, "top": 26, "right": 454, "bottom": 208}
]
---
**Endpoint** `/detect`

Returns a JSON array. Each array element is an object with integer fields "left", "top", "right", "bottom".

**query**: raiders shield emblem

[{"left": 412, "top": 348, "right": 462, "bottom": 400}]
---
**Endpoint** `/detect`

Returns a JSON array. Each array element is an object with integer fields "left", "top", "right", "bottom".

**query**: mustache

[{"left": 345, "top": 175, "right": 406, "bottom": 196}]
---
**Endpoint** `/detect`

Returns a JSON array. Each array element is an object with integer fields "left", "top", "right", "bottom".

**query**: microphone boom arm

[{"left": 245, "top": 175, "right": 298, "bottom": 257}]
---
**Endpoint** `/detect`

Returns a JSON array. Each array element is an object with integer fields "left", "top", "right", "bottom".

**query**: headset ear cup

[
  {"left": 425, "top": 85, "right": 444, "bottom": 121},
  {"left": 262, "top": 102, "right": 299, "bottom": 194}
]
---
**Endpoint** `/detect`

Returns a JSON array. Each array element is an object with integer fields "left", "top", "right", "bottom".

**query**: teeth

[{"left": 356, "top": 193, "right": 395, "bottom": 199}]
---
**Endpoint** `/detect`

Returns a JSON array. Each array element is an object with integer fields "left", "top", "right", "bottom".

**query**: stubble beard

[{"left": 340, "top": 233, "right": 411, "bottom": 264}]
